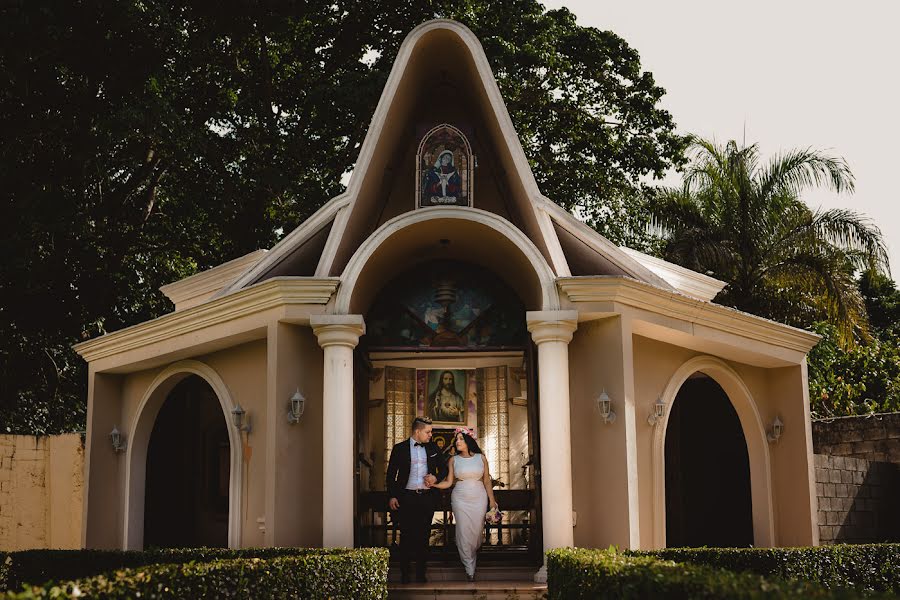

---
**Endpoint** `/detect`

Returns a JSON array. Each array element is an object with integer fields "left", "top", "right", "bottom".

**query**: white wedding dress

[{"left": 451, "top": 454, "right": 487, "bottom": 577}]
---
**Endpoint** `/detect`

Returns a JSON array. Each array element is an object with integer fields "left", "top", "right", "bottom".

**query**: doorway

[
  {"left": 143, "top": 375, "right": 230, "bottom": 548},
  {"left": 664, "top": 374, "right": 753, "bottom": 547},
  {"left": 354, "top": 260, "right": 542, "bottom": 564}
]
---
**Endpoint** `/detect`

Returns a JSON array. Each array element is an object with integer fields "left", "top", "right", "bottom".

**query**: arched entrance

[
  {"left": 144, "top": 375, "right": 230, "bottom": 548},
  {"left": 664, "top": 375, "right": 752, "bottom": 547},
  {"left": 123, "top": 360, "right": 243, "bottom": 550},
  {"left": 355, "top": 259, "right": 542, "bottom": 565},
  {"left": 651, "top": 356, "right": 775, "bottom": 548}
]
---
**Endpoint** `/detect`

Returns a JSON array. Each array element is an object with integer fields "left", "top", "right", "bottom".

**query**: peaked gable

[{"left": 218, "top": 19, "right": 684, "bottom": 300}]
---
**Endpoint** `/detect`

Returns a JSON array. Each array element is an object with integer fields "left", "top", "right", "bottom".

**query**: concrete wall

[
  {"left": 814, "top": 453, "right": 900, "bottom": 544},
  {"left": 813, "top": 413, "right": 900, "bottom": 463},
  {"left": 0, "top": 434, "right": 84, "bottom": 551}
]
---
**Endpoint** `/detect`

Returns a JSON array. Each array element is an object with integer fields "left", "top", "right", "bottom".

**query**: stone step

[
  {"left": 388, "top": 580, "right": 548, "bottom": 600},
  {"left": 388, "top": 564, "right": 539, "bottom": 583}
]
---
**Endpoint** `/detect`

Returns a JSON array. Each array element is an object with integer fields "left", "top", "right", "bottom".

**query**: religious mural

[
  {"left": 416, "top": 124, "right": 473, "bottom": 207},
  {"left": 417, "top": 368, "right": 476, "bottom": 427},
  {"left": 365, "top": 261, "right": 526, "bottom": 349}
]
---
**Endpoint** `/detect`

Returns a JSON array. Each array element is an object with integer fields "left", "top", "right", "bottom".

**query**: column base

[{"left": 533, "top": 563, "right": 547, "bottom": 583}]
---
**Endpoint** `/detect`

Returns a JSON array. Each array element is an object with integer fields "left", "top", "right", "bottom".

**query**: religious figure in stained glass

[{"left": 416, "top": 124, "right": 473, "bottom": 207}]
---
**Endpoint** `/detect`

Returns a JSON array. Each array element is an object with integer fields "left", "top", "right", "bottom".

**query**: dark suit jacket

[{"left": 386, "top": 439, "right": 448, "bottom": 500}]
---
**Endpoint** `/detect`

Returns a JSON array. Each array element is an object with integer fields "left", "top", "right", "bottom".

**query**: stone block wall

[
  {"left": 813, "top": 413, "right": 900, "bottom": 463},
  {"left": 814, "top": 453, "right": 900, "bottom": 544},
  {"left": 0, "top": 434, "right": 84, "bottom": 551}
]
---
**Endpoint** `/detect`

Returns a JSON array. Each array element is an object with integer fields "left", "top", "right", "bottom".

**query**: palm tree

[{"left": 648, "top": 137, "right": 889, "bottom": 346}]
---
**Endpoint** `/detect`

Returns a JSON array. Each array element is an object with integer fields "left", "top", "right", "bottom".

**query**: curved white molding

[
  {"left": 651, "top": 355, "right": 775, "bottom": 548},
  {"left": 558, "top": 276, "right": 820, "bottom": 356},
  {"left": 315, "top": 19, "right": 572, "bottom": 280},
  {"left": 74, "top": 278, "right": 339, "bottom": 364},
  {"left": 123, "top": 360, "right": 243, "bottom": 550},
  {"left": 216, "top": 193, "right": 351, "bottom": 297},
  {"left": 539, "top": 196, "right": 671, "bottom": 289},
  {"left": 333, "top": 207, "right": 560, "bottom": 314}
]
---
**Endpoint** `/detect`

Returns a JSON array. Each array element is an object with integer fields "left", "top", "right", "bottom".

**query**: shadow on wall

[{"left": 815, "top": 454, "right": 900, "bottom": 544}]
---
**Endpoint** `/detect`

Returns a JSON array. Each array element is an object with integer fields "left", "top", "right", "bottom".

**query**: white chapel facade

[{"left": 74, "top": 20, "right": 820, "bottom": 565}]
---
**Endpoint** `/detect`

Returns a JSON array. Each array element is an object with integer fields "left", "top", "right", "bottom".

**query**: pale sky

[{"left": 544, "top": 0, "right": 900, "bottom": 278}]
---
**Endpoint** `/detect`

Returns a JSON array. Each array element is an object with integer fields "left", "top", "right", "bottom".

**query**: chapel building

[{"left": 74, "top": 20, "right": 820, "bottom": 576}]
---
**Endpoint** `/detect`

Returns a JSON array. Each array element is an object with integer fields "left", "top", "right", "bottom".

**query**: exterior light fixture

[
  {"left": 767, "top": 416, "right": 784, "bottom": 443},
  {"left": 231, "top": 402, "right": 251, "bottom": 433},
  {"left": 596, "top": 389, "right": 616, "bottom": 424},
  {"left": 647, "top": 397, "right": 666, "bottom": 426},
  {"left": 288, "top": 388, "right": 306, "bottom": 424},
  {"left": 109, "top": 426, "right": 126, "bottom": 453}
]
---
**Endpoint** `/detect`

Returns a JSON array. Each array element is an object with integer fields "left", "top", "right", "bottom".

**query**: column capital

[
  {"left": 310, "top": 314, "right": 366, "bottom": 349},
  {"left": 526, "top": 310, "right": 578, "bottom": 345}
]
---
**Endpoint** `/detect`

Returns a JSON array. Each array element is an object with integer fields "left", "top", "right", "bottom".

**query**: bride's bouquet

[{"left": 485, "top": 506, "right": 503, "bottom": 525}]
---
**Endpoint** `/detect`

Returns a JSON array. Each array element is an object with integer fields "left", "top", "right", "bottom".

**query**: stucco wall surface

[{"left": 0, "top": 434, "right": 84, "bottom": 551}]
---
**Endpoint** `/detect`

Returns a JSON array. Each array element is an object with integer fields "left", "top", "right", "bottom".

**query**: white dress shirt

[{"left": 405, "top": 437, "right": 428, "bottom": 490}]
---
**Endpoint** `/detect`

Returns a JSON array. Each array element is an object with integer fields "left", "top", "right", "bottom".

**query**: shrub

[
  {"left": 2, "top": 548, "right": 387, "bottom": 599},
  {"left": 547, "top": 548, "right": 872, "bottom": 599},
  {"left": 640, "top": 545, "right": 900, "bottom": 595},
  {"left": 1, "top": 547, "right": 352, "bottom": 591}
]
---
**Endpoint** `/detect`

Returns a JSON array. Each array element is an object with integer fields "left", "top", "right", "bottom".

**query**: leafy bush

[
  {"left": 1, "top": 548, "right": 387, "bottom": 599},
  {"left": 547, "top": 548, "right": 873, "bottom": 599},
  {"left": 641, "top": 544, "right": 900, "bottom": 595},
  {"left": 808, "top": 322, "right": 900, "bottom": 417}
]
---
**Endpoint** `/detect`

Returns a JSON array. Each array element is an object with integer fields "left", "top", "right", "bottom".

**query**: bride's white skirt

[{"left": 452, "top": 479, "right": 487, "bottom": 576}]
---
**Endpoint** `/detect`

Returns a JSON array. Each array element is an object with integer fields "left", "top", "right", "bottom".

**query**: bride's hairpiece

[{"left": 454, "top": 426, "right": 476, "bottom": 439}]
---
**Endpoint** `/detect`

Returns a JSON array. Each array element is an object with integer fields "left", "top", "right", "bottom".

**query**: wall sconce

[
  {"left": 595, "top": 389, "right": 616, "bottom": 424},
  {"left": 231, "top": 402, "right": 252, "bottom": 433},
  {"left": 647, "top": 397, "right": 666, "bottom": 426},
  {"left": 109, "top": 426, "right": 126, "bottom": 453},
  {"left": 767, "top": 416, "right": 784, "bottom": 443},
  {"left": 287, "top": 388, "right": 306, "bottom": 424}
]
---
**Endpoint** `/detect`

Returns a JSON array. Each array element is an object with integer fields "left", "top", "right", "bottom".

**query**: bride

[{"left": 429, "top": 427, "right": 498, "bottom": 581}]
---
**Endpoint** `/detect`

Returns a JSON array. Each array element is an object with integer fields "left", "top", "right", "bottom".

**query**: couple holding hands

[{"left": 386, "top": 416, "right": 499, "bottom": 583}]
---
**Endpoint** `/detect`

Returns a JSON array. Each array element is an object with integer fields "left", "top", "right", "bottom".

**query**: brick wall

[
  {"left": 813, "top": 412, "right": 900, "bottom": 463},
  {"left": 0, "top": 434, "right": 84, "bottom": 551},
  {"left": 814, "top": 453, "right": 900, "bottom": 544}
]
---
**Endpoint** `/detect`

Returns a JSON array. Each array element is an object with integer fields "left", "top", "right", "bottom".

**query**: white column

[
  {"left": 527, "top": 310, "right": 578, "bottom": 581},
  {"left": 311, "top": 314, "right": 365, "bottom": 548}
]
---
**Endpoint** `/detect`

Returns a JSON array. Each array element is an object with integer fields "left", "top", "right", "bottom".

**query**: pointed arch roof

[{"left": 214, "top": 19, "right": 694, "bottom": 302}]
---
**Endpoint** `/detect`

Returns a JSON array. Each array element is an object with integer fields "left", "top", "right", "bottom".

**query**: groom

[{"left": 386, "top": 416, "right": 448, "bottom": 583}]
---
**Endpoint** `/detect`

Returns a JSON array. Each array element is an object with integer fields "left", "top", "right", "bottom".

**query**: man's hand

[
  {"left": 389, "top": 497, "right": 399, "bottom": 510},
  {"left": 424, "top": 474, "right": 437, "bottom": 487}
]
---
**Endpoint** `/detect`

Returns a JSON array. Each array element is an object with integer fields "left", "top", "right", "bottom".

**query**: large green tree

[
  {"left": 648, "top": 137, "right": 889, "bottom": 346},
  {"left": 0, "top": 0, "right": 685, "bottom": 433}
]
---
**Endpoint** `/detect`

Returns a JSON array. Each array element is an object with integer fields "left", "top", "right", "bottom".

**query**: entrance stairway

[{"left": 388, "top": 565, "right": 548, "bottom": 599}]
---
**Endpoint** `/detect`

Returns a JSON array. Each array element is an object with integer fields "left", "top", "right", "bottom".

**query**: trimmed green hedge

[
  {"left": 1, "top": 547, "right": 352, "bottom": 591},
  {"left": 2, "top": 548, "right": 387, "bottom": 599},
  {"left": 547, "top": 548, "right": 872, "bottom": 599},
  {"left": 639, "top": 544, "right": 900, "bottom": 595}
]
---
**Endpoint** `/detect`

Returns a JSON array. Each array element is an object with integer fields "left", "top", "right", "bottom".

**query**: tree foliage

[
  {"left": 0, "top": 0, "right": 685, "bottom": 433},
  {"left": 648, "top": 137, "right": 889, "bottom": 347},
  {"left": 808, "top": 271, "right": 900, "bottom": 417}
]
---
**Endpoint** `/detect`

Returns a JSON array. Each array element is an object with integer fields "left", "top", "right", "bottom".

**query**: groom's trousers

[{"left": 398, "top": 489, "right": 437, "bottom": 579}]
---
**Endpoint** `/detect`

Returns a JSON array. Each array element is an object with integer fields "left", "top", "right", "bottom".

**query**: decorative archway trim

[
  {"left": 123, "top": 360, "right": 243, "bottom": 549},
  {"left": 650, "top": 355, "right": 775, "bottom": 548},
  {"left": 333, "top": 206, "right": 560, "bottom": 314}
]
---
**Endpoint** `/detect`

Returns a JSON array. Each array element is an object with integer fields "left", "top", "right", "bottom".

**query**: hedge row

[
  {"left": 1, "top": 548, "right": 387, "bottom": 600},
  {"left": 0, "top": 547, "right": 353, "bottom": 591},
  {"left": 639, "top": 544, "right": 900, "bottom": 595},
  {"left": 546, "top": 548, "right": 877, "bottom": 599}
]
